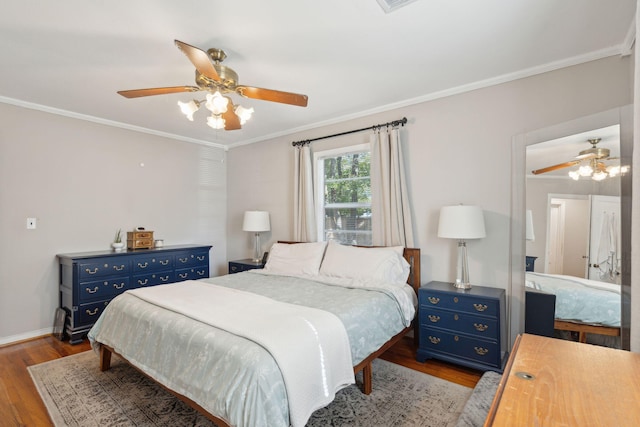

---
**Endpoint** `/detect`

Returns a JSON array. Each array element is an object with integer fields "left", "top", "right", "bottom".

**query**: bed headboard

[{"left": 276, "top": 241, "right": 421, "bottom": 295}]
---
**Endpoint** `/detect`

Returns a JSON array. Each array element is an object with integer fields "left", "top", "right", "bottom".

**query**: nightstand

[
  {"left": 416, "top": 281, "right": 507, "bottom": 372},
  {"left": 228, "top": 259, "right": 265, "bottom": 274}
]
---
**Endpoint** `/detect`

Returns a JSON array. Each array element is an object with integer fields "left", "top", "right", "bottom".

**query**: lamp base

[{"left": 453, "top": 281, "right": 472, "bottom": 290}]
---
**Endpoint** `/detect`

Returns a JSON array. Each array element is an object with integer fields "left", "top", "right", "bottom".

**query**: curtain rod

[{"left": 291, "top": 117, "right": 407, "bottom": 147}]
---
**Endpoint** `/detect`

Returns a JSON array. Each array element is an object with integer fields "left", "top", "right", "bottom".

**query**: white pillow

[
  {"left": 319, "top": 242, "right": 410, "bottom": 284},
  {"left": 263, "top": 242, "right": 327, "bottom": 276}
]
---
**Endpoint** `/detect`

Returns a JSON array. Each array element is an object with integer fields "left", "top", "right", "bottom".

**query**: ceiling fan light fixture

[
  {"left": 207, "top": 115, "right": 226, "bottom": 130},
  {"left": 178, "top": 99, "right": 200, "bottom": 121},
  {"left": 592, "top": 170, "right": 607, "bottom": 181},
  {"left": 578, "top": 163, "right": 593, "bottom": 177},
  {"left": 205, "top": 91, "right": 229, "bottom": 115},
  {"left": 568, "top": 170, "right": 580, "bottom": 180},
  {"left": 235, "top": 105, "right": 254, "bottom": 125}
]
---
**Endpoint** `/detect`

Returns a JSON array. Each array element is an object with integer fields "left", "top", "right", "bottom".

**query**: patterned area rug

[{"left": 28, "top": 351, "right": 472, "bottom": 427}]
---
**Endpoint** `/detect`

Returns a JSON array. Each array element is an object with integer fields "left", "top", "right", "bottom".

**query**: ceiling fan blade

[
  {"left": 117, "top": 86, "right": 200, "bottom": 98},
  {"left": 174, "top": 40, "right": 220, "bottom": 82},
  {"left": 531, "top": 160, "right": 580, "bottom": 175},
  {"left": 235, "top": 85, "right": 308, "bottom": 107},
  {"left": 222, "top": 106, "right": 241, "bottom": 130}
]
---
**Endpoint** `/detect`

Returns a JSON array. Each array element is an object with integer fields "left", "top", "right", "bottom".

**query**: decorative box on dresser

[
  {"left": 228, "top": 258, "right": 265, "bottom": 274},
  {"left": 416, "top": 281, "right": 507, "bottom": 372},
  {"left": 57, "top": 244, "right": 211, "bottom": 344}
]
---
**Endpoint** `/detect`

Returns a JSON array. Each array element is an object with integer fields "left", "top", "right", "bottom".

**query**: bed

[
  {"left": 524, "top": 271, "right": 620, "bottom": 343},
  {"left": 88, "top": 241, "right": 420, "bottom": 427}
]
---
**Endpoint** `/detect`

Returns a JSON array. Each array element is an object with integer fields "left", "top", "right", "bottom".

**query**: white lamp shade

[
  {"left": 243, "top": 211, "right": 270, "bottom": 232},
  {"left": 526, "top": 209, "right": 535, "bottom": 241},
  {"left": 438, "top": 205, "right": 486, "bottom": 239}
]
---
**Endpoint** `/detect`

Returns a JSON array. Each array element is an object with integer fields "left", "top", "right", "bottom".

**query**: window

[{"left": 315, "top": 144, "right": 372, "bottom": 245}]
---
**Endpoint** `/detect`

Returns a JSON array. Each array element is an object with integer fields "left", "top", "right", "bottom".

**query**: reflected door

[{"left": 588, "top": 195, "right": 621, "bottom": 283}]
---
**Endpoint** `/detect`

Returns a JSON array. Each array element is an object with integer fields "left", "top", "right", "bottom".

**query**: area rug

[{"left": 28, "top": 351, "right": 472, "bottom": 427}]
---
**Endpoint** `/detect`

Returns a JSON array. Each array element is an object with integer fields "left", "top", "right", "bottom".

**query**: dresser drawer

[
  {"left": 174, "top": 250, "right": 209, "bottom": 268},
  {"left": 133, "top": 271, "right": 175, "bottom": 287},
  {"left": 78, "top": 277, "right": 130, "bottom": 303},
  {"left": 420, "top": 328, "right": 501, "bottom": 368},
  {"left": 77, "top": 300, "right": 110, "bottom": 325},
  {"left": 175, "top": 266, "right": 209, "bottom": 281},
  {"left": 78, "top": 258, "right": 129, "bottom": 279},
  {"left": 132, "top": 254, "right": 174, "bottom": 273},
  {"left": 420, "top": 290, "right": 498, "bottom": 317},
  {"left": 420, "top": 307, "right": 499, "bottom": 340}
]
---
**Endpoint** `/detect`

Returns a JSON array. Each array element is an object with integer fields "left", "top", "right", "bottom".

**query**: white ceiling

[{"left": 0, "top": 1, "right": 635, "bottom": 149}]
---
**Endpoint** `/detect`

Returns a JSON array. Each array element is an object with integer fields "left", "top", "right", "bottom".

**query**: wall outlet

[{"left": 26, "top": 217, "right": 37, "bottom": 229}]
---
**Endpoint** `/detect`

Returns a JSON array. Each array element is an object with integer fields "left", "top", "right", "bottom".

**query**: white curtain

[
  {"left": 370, "top": 127, "right": 415, "bottom": 247},
  {"left": 293, "top": 144, "right": 316, "bottom": 242}
]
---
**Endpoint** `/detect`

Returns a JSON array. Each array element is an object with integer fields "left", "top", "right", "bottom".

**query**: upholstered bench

[{"left": 456, "top": 371, "right": 502, "bottom": 427}]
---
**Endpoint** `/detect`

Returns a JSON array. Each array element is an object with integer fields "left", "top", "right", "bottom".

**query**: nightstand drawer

[
  {"left": 79, "top": 258, "right": 129, "bottom": 279},
  {"left": 420, "top": 307, "right": 498, "bottom": 339},
  {"left": 420, "top": 290, "right": 498, "bottom": 317},
  {"left": 229, "top": 259, "right": 264, "bottom": 274},
  {"left": 420, "top": 329, "right": 500, "bottom": 367}
]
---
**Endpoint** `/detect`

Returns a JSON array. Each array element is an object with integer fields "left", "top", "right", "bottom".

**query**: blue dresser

[
  {"left": 57, "top": 244, "right": 211, "bottom": 344},
  {"left": 416, "top": 281, "right": 507, "bottom": 372}
]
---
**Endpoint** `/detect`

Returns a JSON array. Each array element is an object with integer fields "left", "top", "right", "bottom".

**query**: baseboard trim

[{"left": 0, "top": 328, "right": 54, "bottom": 347}]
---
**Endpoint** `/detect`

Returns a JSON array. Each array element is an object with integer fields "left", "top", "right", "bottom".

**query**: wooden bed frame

[
  {"left": 98, "top": 245, "right": 421, "bottom": 427},
  {"left": 554, "top": 319, "right": 620, "bottom": 344}
]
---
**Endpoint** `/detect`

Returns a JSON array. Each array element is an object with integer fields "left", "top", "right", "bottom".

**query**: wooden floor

[{"left": 0, "top": 334, "right": 481, "bottom": 427}]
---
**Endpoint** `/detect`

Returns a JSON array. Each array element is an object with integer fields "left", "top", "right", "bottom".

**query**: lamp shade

[
  {"left": 243, "top": 211, "right": 270, "bottom": 232},
  {"left": 438, "top": 205, "right": 486, "bottom": 239},
  {"left": 525, "top": 209, "right": 535, "bottom": 241}
]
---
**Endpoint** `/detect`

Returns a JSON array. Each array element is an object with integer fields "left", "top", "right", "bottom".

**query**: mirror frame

[{"left": 510, "top": 106, "right": 632, "bottom": 350}]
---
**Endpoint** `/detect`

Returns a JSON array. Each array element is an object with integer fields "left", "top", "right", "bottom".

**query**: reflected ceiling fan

[
  {"left": 531, "top": 138, "right": 624, "bottom": 181},
  {"left": 117, "top": 40, "right": 308, "bottom": 130}
]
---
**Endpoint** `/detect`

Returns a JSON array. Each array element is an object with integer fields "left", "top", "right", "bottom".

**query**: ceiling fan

[
  {"left": 117, "top": 40, "right": 308, "bottom": 130},
  {"left": 531, "top": 138, "right": 622, "bottom": 180}
]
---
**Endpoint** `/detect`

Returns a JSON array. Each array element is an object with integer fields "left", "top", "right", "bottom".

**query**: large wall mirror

[{"left": 510, "top": 106, "right": 632, "bottom": 350}]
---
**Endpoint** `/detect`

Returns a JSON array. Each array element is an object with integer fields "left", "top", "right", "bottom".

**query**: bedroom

[{"left": 0, "top": 0, "right": 639, "bottom": 425}]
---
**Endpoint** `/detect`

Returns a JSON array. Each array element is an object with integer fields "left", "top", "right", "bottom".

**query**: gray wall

[
  {"left": 227, "top": 55, "right": 632, "bottom": 344},
  {"left": 0, "top": 104, "right": 227, "bottom": 343}
]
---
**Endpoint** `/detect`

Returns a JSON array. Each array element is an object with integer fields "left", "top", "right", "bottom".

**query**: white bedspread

[{"left": 128, "top": 280, "right": 354, "bottom": 427}]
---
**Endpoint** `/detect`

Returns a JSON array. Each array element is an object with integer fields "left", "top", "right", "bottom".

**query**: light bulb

[
  {"left": 578, "top": 164, "right": 593, "bottom": 177},
  {"left": 235, "top": 105, "right": 254, "bottom": 124},
  {"left": 177, "top": 100, "right": 200, "bottom": 121},
  {"left": 207, "top": 115, "right": 226, "bottom": 129},
  {"left": 592, "top": 170, "right": 607, "bottom": 181},
  {"left": 568, "top": 170, "right": 580, "bottom": 180},
  {"left": 205, "top": 91, "right": 229, "bottom": 115}
]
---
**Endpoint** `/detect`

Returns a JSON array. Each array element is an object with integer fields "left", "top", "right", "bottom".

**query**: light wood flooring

[{"left": 0, "top": 334, "right": 481, "bottom": 427}]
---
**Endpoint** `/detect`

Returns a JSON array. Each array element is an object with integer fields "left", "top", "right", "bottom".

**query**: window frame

[{"left": 313, "top": 143, "right": 372, "bottom": 244}]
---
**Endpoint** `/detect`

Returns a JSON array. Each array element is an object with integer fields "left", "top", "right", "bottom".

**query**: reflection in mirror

[{"left": 525, "top": 125, "right": 626, "bottom": 348}]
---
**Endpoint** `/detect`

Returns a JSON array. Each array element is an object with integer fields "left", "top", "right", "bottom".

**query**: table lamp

[
  {"left": 243, "top": 211, "right": 271, "bottom": 262},
  {"left": 438, "top": 205, "right": 486, "bottom": 289}
]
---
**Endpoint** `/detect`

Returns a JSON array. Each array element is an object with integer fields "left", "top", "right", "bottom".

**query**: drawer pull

[
  {"left": 474, "top": 323, "right": 489, "bottom": 332},
  {"left": 197, "top": 255, "right": 205, "bottom": 261},
  {"left": 231, "top": 266, "right": 238, "bottom": 272},
  {"left": 86, "top": 286, "right": 99, "bottom": 294},
  {"left": 85, "top": 308, "right": 99, "bottom": 316},
  {"left": 178, "top": 257, "right": 188, "bottom": 263},
  {"left": 474, "top": 347, "right": 489, "bottom": 356},
  {"left": 197, "top": 270, "right": 206, "bottom": 276},
  {"left": 454, "top": 297, "right": 459, "bottom": 303},
  {"left": 454, "top": 314, "right": 459, "bottom": 321},
  {"left": 85, "top": 267, "right": 99, "bottom": 275},
  {"left": 427, "top": 315, "right": 440, "bottom": 323},
  {"left": 160, "top": 275, "right": 169, "bottom": 282},
  {"left": 428, "top": 336, "right": 441, "bottom": 345},
  {"left": 137, "top": 262, "right": 148, "bottom": 268},
  {"left": 473, "top": 303, "right": 488, "bottom": 312},
  {"left": 427, "top": 297, "right": 440, "bottom": 305},
  {"left": 138, "top": 279, "right": 148, "bottom": 285},
  {"left": 160, "top": 260, "right": 169, "bottom": 265},
  {"left": 178, "top": 273, "right": 188, "bottom": 278},
  {"left": 113, "top": 283, "right": 125, "bottom": 290},
  {"left": 113, "top": 265, "right": 125, "bottom": 271}
]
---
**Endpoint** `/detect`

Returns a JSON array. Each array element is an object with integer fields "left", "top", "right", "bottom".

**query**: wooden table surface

[{"left": 485, "top": 333, "right": 640, "bottom": 426}]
